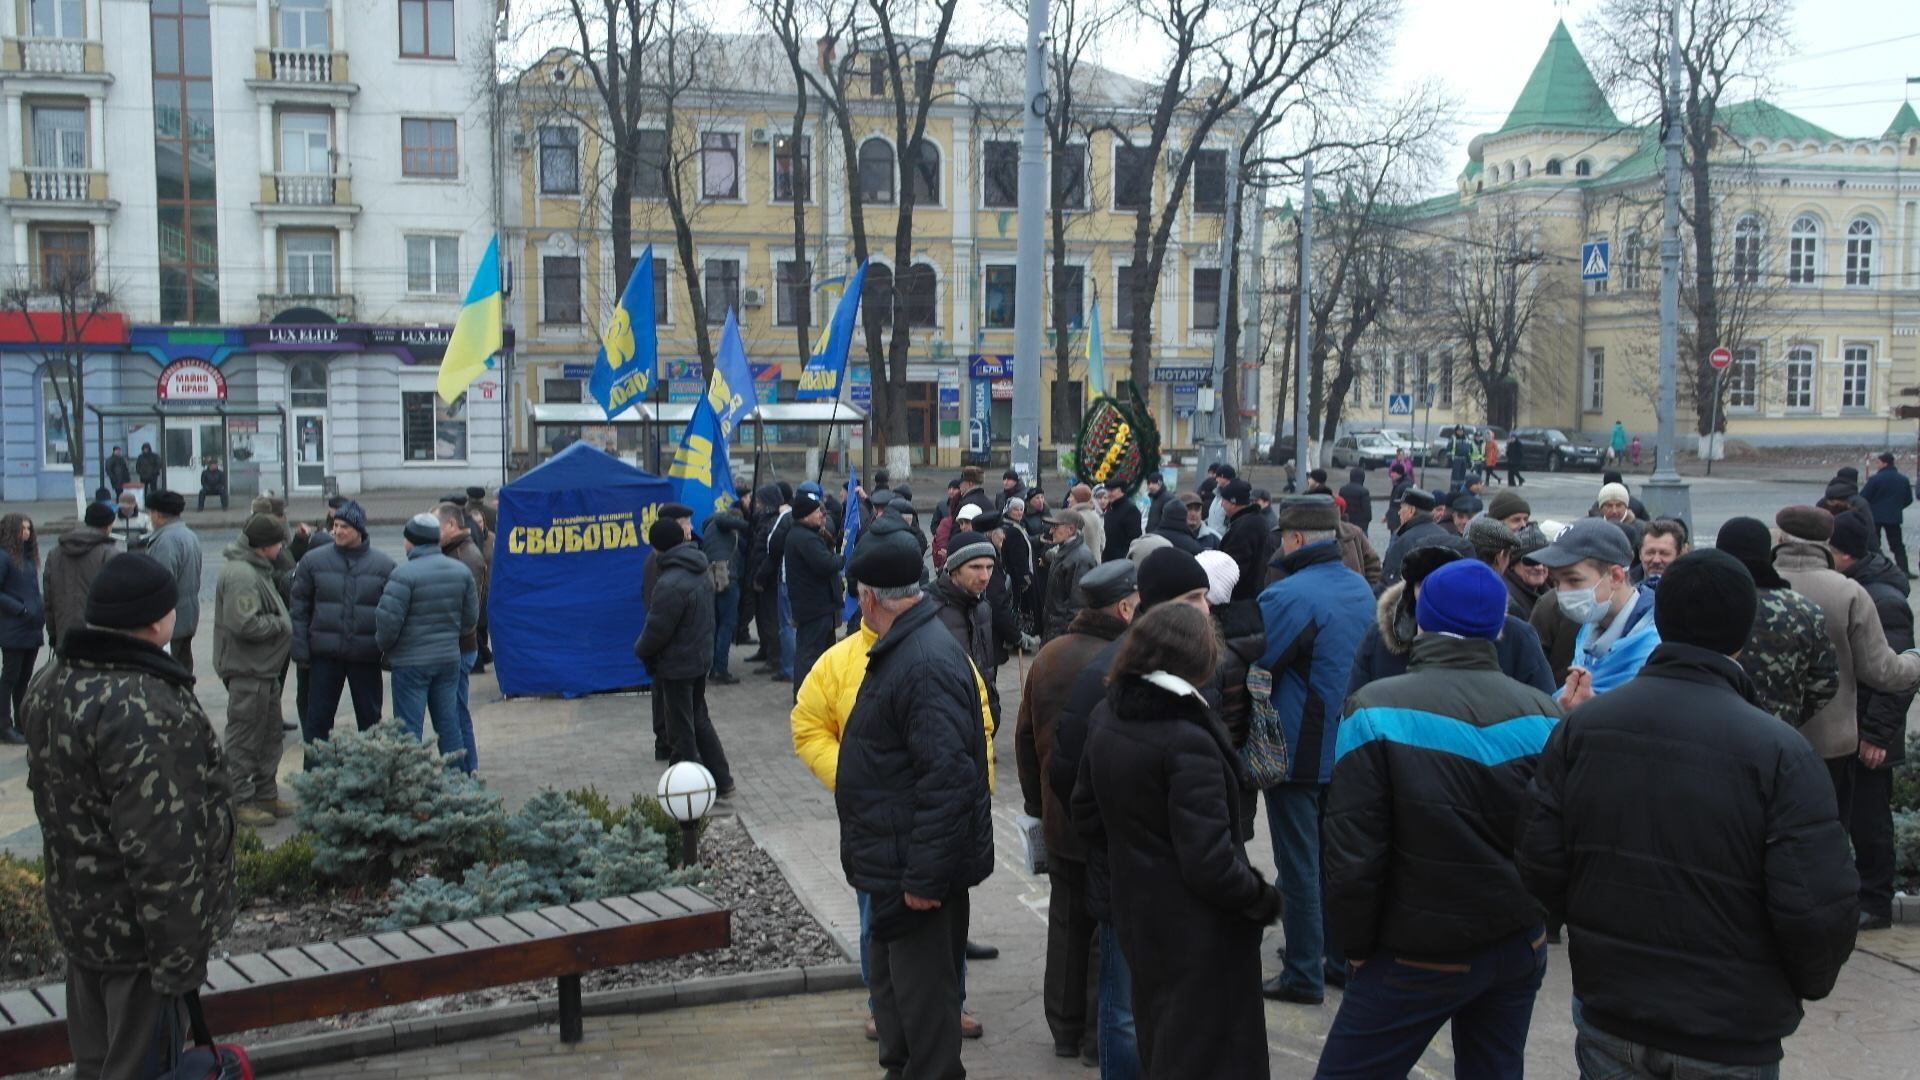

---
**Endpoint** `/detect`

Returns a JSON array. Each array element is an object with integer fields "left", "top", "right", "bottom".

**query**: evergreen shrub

[
  {"left": 0, "top": 853, "right": 58, "bottom": 980},
  {"left": 234, "top": 829, "right": 323, "bottom": 904}
]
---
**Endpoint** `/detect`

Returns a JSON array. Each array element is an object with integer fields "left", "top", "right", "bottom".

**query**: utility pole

[
  {"left": 1009, "top": 0, "right": 1049, "bottom": 485},
  {"left": 1293, "top": 157, "right": 1313, "bottom": 478},
  {"left": 1198, "top": 153, "right": 1237, "bottom": 468},
  {"left": 1643, "top": 0, "right": 1692, "bottom": 525}
]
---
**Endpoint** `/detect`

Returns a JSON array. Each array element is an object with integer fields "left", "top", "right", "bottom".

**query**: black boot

[{"left": 0, "top": 726, "right": 25, "bottom": 746}]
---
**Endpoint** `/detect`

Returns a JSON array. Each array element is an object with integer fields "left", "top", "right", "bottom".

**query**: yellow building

[{"left": 501, "top": 37, "right": 1247, "bottom": 475}]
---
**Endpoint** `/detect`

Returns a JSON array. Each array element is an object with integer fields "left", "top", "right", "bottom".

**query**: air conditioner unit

[
  {"left": 751, "top": 127, "right": 771, "bottom": 145},
  {"left": 741, "top": 287, "right": 767, "bottom": 307}
]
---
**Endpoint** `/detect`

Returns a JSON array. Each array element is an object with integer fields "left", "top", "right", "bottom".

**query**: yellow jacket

[{"left": 791, "top": 622, "right": 995, "bottom": 793}]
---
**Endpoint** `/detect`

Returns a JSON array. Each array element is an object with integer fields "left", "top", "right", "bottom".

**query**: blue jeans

[
  {"left": 776, "top": 582, "right": 796, "bottom": 679},
  {"left": 1573, "top": 1006, "right": 1778, "bottom": 1080},
  {"left": 456, "top": 650, "right": 479, "bottom": 773},
  {"left": 1097, "top": 922, "right": 1138, "bottom": 1080},
  {"left": 712, "top": 582, "right": 739, "bottom": 676},
  {"left": 1315, "top": 927, "right": 1547, "bottom": 1078},
  {"left": 1265, "top": 782, "right": 1327, "bottom": 997},
  {"left": 391, "top": 662, "right": 464, "bottom": 767}
]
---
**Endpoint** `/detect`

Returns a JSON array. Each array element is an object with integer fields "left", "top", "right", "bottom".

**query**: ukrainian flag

[{"left": 436, "top": 236, "right": 504, "bottom": 404}]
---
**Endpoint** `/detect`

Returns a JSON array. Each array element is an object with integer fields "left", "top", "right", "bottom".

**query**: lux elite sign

[{"left": 156, "top": 358, "right": 228, "bottom": 402}]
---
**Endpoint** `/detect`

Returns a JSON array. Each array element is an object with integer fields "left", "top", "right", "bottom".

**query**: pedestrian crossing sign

[
  {"left": 1388, "top": 393, "right": 1413, "bottom": 416},
  {"left": 1581, "top": 241, "right": 1610, "bottom": 281}
]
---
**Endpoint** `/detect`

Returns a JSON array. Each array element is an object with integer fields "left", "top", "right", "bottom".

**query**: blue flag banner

[
  {"left": 669, "top": 309, "right": 755, "bottom": 519},
  {"left": 840, "top": 468, "right": 862, "bottom": 621},
  {"left": 796, "top": 259, "right": 869, "bottom": 400},
  {"left": 589, "top": 246, "right": 659, "bottom": 419}
]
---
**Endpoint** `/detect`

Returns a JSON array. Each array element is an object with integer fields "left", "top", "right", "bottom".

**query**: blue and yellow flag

[
  {"left": 796, "top": 259, "right": 868, "bottom": 400},
  {"left": 668, "top": 309, "right": 755, "bottom": 519},
  {"left": 589, "top": 246, "right": 659, "bottom": 419},
  {"left": 435, "top": 236, "right": 504, "bottom": 404}
]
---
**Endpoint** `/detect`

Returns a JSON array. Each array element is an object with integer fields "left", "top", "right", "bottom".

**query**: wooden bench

[{"left": 0, "top": 886, "right": 729, "bottom": 1075}]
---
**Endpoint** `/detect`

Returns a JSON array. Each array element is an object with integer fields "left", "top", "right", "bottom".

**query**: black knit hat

[
  {"left": 790, "top": 493, "right": 822, "bottom": 520},
  {"left": 1713, "top": 516, "right": 1789, "bottom": 589},
  {"left": 850, "top": 535, "right": 921, "bottom": 588},
  {"left": 1831, "top": 512, "right": 1872, "bottom": 560},
  {"left": 648, "top": 519, "right": 685, "bottom": 551},
  {"left": 149, "top": 490, "right": 186, "bottom": 515},
  {"left": 1138, "top": 548, "right": 1209, "bottom": 610},
  {"left": 85, "top": 553, "right": 178, "bottom": 630},
  {"left": 1656, "top": 549, "right": 1755, "bottom": 656},
  {"left": 465, "top": 485, "right": 487, "bottom": 501},
  {"left": 83, "top": 502, "right": 114, "bottom": 528}
]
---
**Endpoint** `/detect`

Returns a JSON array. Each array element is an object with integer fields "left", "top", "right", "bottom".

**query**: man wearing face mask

[{"left": 1529, "top": 518, "right": 1660, "bottom": 708}]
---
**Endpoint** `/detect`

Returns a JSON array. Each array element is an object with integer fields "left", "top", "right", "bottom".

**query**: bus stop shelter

[{"left": 87, "top": 402, "right": 291, "bottom": 500}]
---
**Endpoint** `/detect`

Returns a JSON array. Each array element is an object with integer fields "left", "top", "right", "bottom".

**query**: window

[
  {"left": 399, "top": 0, "right": 453, "bottom": 58},
  {"left": 1522, "top": 159, "right": 1533, "bottom": 178},
  {"left": 153, "top": 0, "right": 218, "bottom": 323},
  {"left": 1439, "top": 353, "right": 1455, "bottom": 406},
  {"left": 543, "top": 378, "right": 584, "bottom": 403},
  {"left": 701, "top": 131, "right": 739, "bottom": 199},
  {"left": 277, "top": 0, "right": 327, "bottom": 49},
  {"left": 1731, "top": 215, "right": 1762, "bottom": 285},
  {"left": 908, "top": 140, "right": 940, "bottom": 204},
  {"left": 857, "top": 138, "right": 894, "bottom": 204},
  {"left": 1788, "top": 216, "right": 1819, "bottom": 285},
  {"left": 1192, "top": 267, "right": 1221, "bottom": 329},
  {"left": 1191, "top": 149, "right": 1226, "bottom": 213},
  {"left": 41, "top": 362, "right": 71, "bottom": 466},
  {"left": 900, "top": 263, "right": 937, "bottom": 327},
  {"left": 1415, "top": 353, "right": 1431, "bottom": 406},
  {"left": 983, "top": 140, "right": 1019, "bottom": 208},
  {"left": 1115, "top": 264, "right": 1144, "bottom": 330},
  {"left": 290, "top": 357, "right": 328, "bottom": 408},
  {"left": 1727, "top": 347, "right": 1759, "bottom": 410},
  {"left": 651, "top": 258, "right": 669, "bottom": 325},
  {"left": 1583, "top": 348, "right": 1604, "bottom": 413},
  {"left": 1392, "top": 353, "right": 1407, "bottom": 396},
  {"left": 1785, "top": 345, "right": 1814, "bottom": 410},
  {"left": 37, "top": 228, "right": 89, "bottom": 287},
  {"left": 773, "top": 135, "right": 810, "bottom": 202},
  {"left": 634, "top": 128, "right": 667, "bottom": 198},
  {"left": 1544, "top": 158, "right": 1562, "bottom": 176},
  {"left": 278, "top": 110, "right": 330, "bottom": 174},
  {"left": 283, "top": 231, "right": 335, "bottom": 294},
  {"left": 538, "top": 126, "right": 578, "bottom": 194},
  {"left": 1369, "top": 355, "right": 1385, "bottom": 407},
  {"left": 1845, "top": 219, "right": 1874, "bottom": 287},
  {"left": 542, "top": 255, "right": 581, "bottom": 323},
  {"left": 402, "top": 389, "right": 467, "bottom": 461},
  {"left": 703, "top": 258, "right": 739, "bottom": 324},
  {"left": 776, "top": 259, "right": 810, "bottom": 326},
  {"left": 1574, "top": 158, "right": 1592, "bottom": 177},
  {"left": 31, "top": 105, "right": 86, "bottom": 169},
  {"left": 983, "top": 265, "right": 1016, "bottom": 329},
  {"left": 1053, "top": 144, "right": 1086, "bottom": 209},
  {"left": 405, "top": 235, "right": 459, "bottom": 294},
  {"left": 400, "top": 117, "right": 457, "bottom": 178},
  {"left": 1842, "top": 345, "right": 1870, "bottom": 410},
  {"left": 31, "top": 0, "right": 82, "bottom": 38},
  {"left": 1114, "top": 145, "right": 1151, "bottom": 210},
  {"left": 868, "top": 53, "right": 888, "bottom": 95},
  {"left": 1052, "top": 264, "right": 1084, "bottom": 328},
  {"left": 863, "top": 263, "right": 894, "bottom": 327},
  {"left": 1622, "top": 230, "right": 1643, "bottom": 290}
]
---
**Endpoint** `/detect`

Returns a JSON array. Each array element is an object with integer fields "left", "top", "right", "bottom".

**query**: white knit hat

[{"left": 1196, "top": 550, "right": 1241, "bottom": 606}]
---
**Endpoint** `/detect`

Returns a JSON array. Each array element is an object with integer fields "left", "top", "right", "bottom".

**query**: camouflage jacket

[
  {"left": 1744, "top": 587, "right": 1840, "bottom": 729},
  {"left": 20, "top": 627, "right": 235, "bottom": 993}
]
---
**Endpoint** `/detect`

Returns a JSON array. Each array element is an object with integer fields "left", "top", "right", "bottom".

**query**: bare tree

[
  {"left": 2, "top": 260, "right": 118, "bottom": 515},
  {"left": 753, "top": 0, "right": 818, "bottom": 366},
  {"left": 642, "top": 8, "right": 724, "bottom": 376},
  {"left": 1429, "top": 205, "right": 1559, "bottom": 430}
]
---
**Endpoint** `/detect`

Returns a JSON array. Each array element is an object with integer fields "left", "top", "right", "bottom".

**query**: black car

[{"left": 1507, "top": 427, "right": 1609, "bottom": 472}]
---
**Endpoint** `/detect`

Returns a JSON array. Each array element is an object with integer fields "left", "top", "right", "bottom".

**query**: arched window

[
  {"left": 1545, "top": 158, "right": 1562, "bottom": 176},
  {"left": 863, "top": 262, "right": 895, "bottom": 327},
  {"left": 908, "top": 140, "right": 940, "bottom": 204},
  {"left": 1787, "top": 216, "right": 1819, "bottom": 284},
  {"left": 857, "top": 138, "right": 894, "bottom": 205},
  {"left": 1574, "top": 158, "right": 1592, "bottom": 177},
  {"left": 1522, "top": 159, "right": 1533, "bottom": 178},
  {"left": 1845, "top": 218, "right": 1875, "bottom": 287},
  {"left": 899, "top": 262, "right": 937, "bottom": 327},
  {"left": 1731, "top": 214, "right": 1763, "bottom": 285},
  {"left": 1502, "top": 162, "right": 1514, "bottom": 182}
]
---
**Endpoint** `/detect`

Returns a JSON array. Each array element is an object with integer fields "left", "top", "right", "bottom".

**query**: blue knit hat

[{"left": 1415, "top": 559, "right": 1506, "bottom": 640}]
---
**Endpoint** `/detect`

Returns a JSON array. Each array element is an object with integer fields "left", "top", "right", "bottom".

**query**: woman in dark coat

[
  {"left": 1074, "top": 602, "right": 1279, "bottom": 1079},
  {"left": 0, "top": 513, "right": 45, "bottom": 744}
]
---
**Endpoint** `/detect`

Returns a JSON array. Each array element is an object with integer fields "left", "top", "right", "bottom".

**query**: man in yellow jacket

[{"left": 791, "top": 618, "right": 996, "bottom": 1041}]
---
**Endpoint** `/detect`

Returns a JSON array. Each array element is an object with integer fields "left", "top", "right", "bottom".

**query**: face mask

[{"left": 1557, "top": 577, "right": 1615, "bottom": 624}]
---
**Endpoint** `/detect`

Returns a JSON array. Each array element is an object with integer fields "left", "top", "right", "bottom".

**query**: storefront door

[
  {"left": 163, "top": 422, "right": 225, "bottom": 495},
  {"left": 903, "top": 383, "right": 937, "bottom": 466},
  {"left": 292, "top": 411, "right": 327, "bottom": 490}
]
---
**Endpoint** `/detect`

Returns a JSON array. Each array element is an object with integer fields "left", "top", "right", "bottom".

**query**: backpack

[
  {"left": 153, "top": 993, "right": 252, "bottom": 1080},
  {"left": 1239, "top": 663, "right": 1291, "bottom": 788}
]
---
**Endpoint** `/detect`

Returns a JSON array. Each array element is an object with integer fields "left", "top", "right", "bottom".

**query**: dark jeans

[
  {"left": 1826, "top": 755, "right": 1855, "bottom": 826},
  {"left": 753, "top": 584, "right": 778, "bottom": 657},
  {"left": 1880, "top": 523, "right": 1909, "bottom": 575},
  {"left": 792, "top": 613, "right": 835, "bottom": 701},
  {"left": 455, "top": 650, "right": 479, "bottom": 772},
  {"left": 1097, "top": 921, "right": 1138, "bottom": 1080},
  {"left": 1265, "top": 782, "right": 1327, "bottom": 997},
  {"left": 1507, "top": 464, "right": 1524, "bottom": 486},
  {"left": 712, "top": 582, "right": 739, "bottom": 676},
  {"left": 657, "top": 675, "right": 732, "bottom": 789},
  {"left": 1852, "top": 758, "right": 1895, "bottom": 919},
  {"left": 871, "top": 888, "right": 969, "bottom": 1080},
  {"left": 1574, "top": 1007, "right": 1778, "bottom": 1079},
  {"left": 196, "top": 491, "right": 228, "bottom": 511},
  {"left": 303, "top": 657, "right": 384, "bottom": 760},
  {"left": 0, "top": 647, "right": 38, "bottom": 733},
  {"left": 1315, "top": 927, "right": 1548, "bottom": 1079},
  {"left": 735, "top": 572, "right": 756, "bottom": 643},
  {"left": 1044, "top": 857, "right": 1101, "bottom": 1054}
]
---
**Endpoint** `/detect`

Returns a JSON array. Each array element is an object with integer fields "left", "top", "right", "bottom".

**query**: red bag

[{"left": 152, "top": 992, "right": 252, "bottom": 1080}]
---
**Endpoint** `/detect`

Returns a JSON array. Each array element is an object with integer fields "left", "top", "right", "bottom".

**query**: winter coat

[
  {"left": 212, "top": 542, "right": 292, "bottom": 680},
  {"left": 140, "top": 520, "right": 202, "bottom": 636},
  {"left": 198, "top": 467, "right": 225, "bottom": 495},
  {"left": 1562, "top": 584, "right": 1662, "bottom": 699},
  {"left": 1860, "top": 466, "right": 1913, "bottom": 525},
  {"left": 105, "top": 454, "right": 131, "bottom": 490},
  {"left": 442, "top": 533, "right": 490, "bottom": 653},
  {"left": 135, "top": 450, "right": 161, "bottom": 485},
  {"left": 1068, "top": 499, "right": 1105, "bottom": 566},
  {"left": 1773, "top": 539, "right": 1920, "bottom": 758},
  {"left": 1338, "top": 477, "right": 1372, "bottom": 531},
  {"left": 996, "top": 480, "right": 1028, "bottom": 512},
  {"left": 748, "top": 485, "right": 785, "bottom": 588},
  {"left": 1149, "top": 500, "right": 1204, "bottom": 555},
  {"left": 20, "top": 627, "right": 235, "bottom": 994},
  {"left": 375, "top": 545, "right": 479, "bottom": 669},
  {"left": 0, "top": 549, "right": 45, "bottom": 650},
  {"left": 1217, "top": 505, "right": 1272, "bottom": 603},
  {"left": 112, "top": 510, "right": 150, "bottom": 550},
  {"left": 633, "top": 544, "right": 716, "bottom": 681},
  {"left": 1016, "top": 607, "right": 1128, "bottom": 862},
  {"left": 835, "top": 597, "right": 994, "bottom": 939},
  {"left": 999, "top": 525, "right": 1035, "bottom": 597},
  {"left": 1347, "top": 581, "right": 1556, "bottom": 698},
  {"left": 1503, "top": 568, "right": 1543, "bottom": 622},
  {"left": 1530, "top": 589, "right": 1581, "bottom": 686},
  {"left": 1147, "top": 487, "right": 1176, "bottom": 530},
  {"left": 1209, "top": 598, "right": 1267, "bottom": 751},
  {"left": 700, "top": 506, "right": 750, "bottom": 587},
  {"left": 1329, "top": 635, "right": 1560, "bottom": 960},
  {"left": 290, "top": 539, "right": 396, "bottom": 665},
  {"left": 42, "top": 528, "right": 115, "bottom": 652},
  {"left": 1518, "top": 642, "right": 1859, "bottom": 1067},
  {"left": 1845, "top": 552, "right": 1914, "bottom": 764},
  {"left": 1101, "top": 496, "right": 1144, "bottom": 563},
  {"left": 1380, "top": 515, "right": 1447, "bottom": 585},
  {"left": 933, "top": 576, "right": 995, "bottom": 678},
  {"left": 1072, "top": 673, "right": 1277, "bottom": 1079},
  {"left": 1336, "top": 522, "right": 1382, "bottom": 587},
  {"left": 1043, "top": 535, "right": 1097, "bottom": 640},
  {"left": 1256, "top": 540, "right": 1376, "bottom": 785},
  {"left": 1741, "top": 587, "right": 1839, "bottom": 728},
  {"left": 783, "top": 522, "right": 844, "bottom": 624}
]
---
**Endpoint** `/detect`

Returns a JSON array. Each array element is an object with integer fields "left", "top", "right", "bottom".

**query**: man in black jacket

[
  {"left": 1099, "top": 486, "right": 1142, "bottom": 562},
  {"left": 636, "top": 521, "right": 732, "bottom": 796},
  {"left": 1214, "top": 479, "right": 1270, "bottom": 602},
  {"left": 1519, "top": 549, "right": 1858, "bottom": 1075},
  {"left": 783, "top": 492, "right": 842, "bottom": 701},
  {"left": 700, "top": 502, "right": 751, "bottom": 685},
  {"left": 1319, "top": 559, "right": 1560, "bottom": 1077},
  {"left": 1337, "top": 469, "right": 1371, "bottom": 536},
  {"left": 838, "top": 540, "right": 993, "bottom": 1080},
  {"left": 1143, "top": 472, "right": 1175, "bottom": 530},
  {"left": 1380, "top": 488, "right": 1444, "bottom": 585},
  {"left": 1149, "top": 498, "right": 1203, "bottom": 554}
]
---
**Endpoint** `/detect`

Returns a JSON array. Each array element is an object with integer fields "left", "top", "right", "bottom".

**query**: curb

[{"left": 246, "top": 962, "right": 863, "bottom": 1075}]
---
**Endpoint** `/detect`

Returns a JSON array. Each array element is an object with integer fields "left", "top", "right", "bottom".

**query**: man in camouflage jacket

[{"left": 20, "top": 552, "right": 236, "bottom": 1079}]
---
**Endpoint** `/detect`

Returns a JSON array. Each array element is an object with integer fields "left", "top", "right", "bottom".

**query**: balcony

[
  {"left": 10, "top": 167, "right": 107, "bottom": 203},
  {"left": 2, "top": 37, "right": 107, "bottom": 77},
  {"left": 265, "top": 172, "right": 351, "bottom": 206},
  {"left": 258, "top": 292, "right": 356, "bottom": 322},
  {"left": 248, "top": 48, "right": 356, "bottom": 97}
]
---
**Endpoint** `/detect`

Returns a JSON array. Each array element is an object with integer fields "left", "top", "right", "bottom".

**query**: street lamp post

[{"left": 1642, "top": 0, "right": 1692, "bottom": 527}]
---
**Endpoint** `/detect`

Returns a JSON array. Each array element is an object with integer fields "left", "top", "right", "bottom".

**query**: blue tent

[{"left": 489, "top": 443, "right": 674, "bottom": 698}]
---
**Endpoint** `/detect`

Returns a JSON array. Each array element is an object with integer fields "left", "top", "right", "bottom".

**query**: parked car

[
  {"left": 1330, "top": 433, "right": 1399, "bottom": 469},
  {"left": 1507, "top": 427, "right": 1609, "bottom": 472},
  {"left": 1354, "top": 427, "right": 1432, "bottom": 465}
]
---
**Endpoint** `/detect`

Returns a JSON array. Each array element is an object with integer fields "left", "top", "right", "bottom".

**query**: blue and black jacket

[{"left": 1324, "top": 633, "right": 1561, "bottom": 961}]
